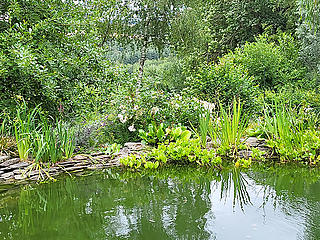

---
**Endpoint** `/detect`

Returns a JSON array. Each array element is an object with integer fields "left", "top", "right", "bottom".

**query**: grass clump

[
  {"left": 12, "top": 101, "right": 76, "bottom": 163},
  {"left": 263, "top": 101, "right": 320, "bottom": 163}
]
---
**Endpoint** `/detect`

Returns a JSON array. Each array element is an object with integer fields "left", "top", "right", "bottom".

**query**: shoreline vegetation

[
  {"left": 0, "top": 98, "right": 319, "bottom": 183},
  {"left": 1, "top": 0, "right": 320, "bottom": 183}
]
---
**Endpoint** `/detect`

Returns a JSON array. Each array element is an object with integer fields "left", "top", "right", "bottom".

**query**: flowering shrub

[{"left": 103, "top": 81, "right": 204, "bottom": 143}]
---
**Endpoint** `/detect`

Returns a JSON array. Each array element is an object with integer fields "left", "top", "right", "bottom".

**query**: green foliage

[
  {"left": 105, "top": 81, "right": 202, "bottom": 143},
  {"left": 198, "top": 109, "right": 211, "bottom": 147},
  {"left": 139, "top": 122, "right": 192, "bottom": 146},
  {"left": 298, "top": 0, "right": 320, "bottom": 31},
  {"left": 120, "top": 137, "right": 222, "bottom": 169},
  {"left": 0, "top": 0, "right": 128, "bottom": 118},
  {"left": 251, "top": 148, "right": 265, "bottom": 161},
  {"left": 262, "top": 88, "right": 320, "bottom": 116},
  {"left": 187, "top": 58, "right": 259, "bottom": 112},
  {"left": 139, "top": 122, "right": 166, "bottom": 145},
  {"left": 97, "top": 0, "right": 183, "bottom": 51},
  {"left": 213, "top": 99, "right": 249, "bottom": 152},
  {"left": 263, "top": 101, "right": 320, "bottom": 163},
  {"left": 14, "top": 103, "right": 39, "bottom": 160},
  {"left": 227, "top": 34, "right": 307, "bottom": 89},
  {"left": 12, "top": 101, "right": 75, "bottom": 163},
  {"left": 172, "top": 0, "right": 297, "bottom": 61},
  {"left": 150, "top": 138, "right": 221, "bottom": 166},
  {"left": 235, "top": 158, "right": 252, "bottom": 168},
  {"left": 105, "top": 143, "right": 121, "bottom": 155},
  {"left": 142, "top": 57, "right": 186, "bottom": 91}
]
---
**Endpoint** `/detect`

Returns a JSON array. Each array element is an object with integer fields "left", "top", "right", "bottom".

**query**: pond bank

[{"left": 0, "top": 137, "right": 272, "bottom": 183}]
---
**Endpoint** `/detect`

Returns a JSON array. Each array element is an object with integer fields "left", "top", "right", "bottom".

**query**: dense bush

[
  {"left": 0, "top": 0, "right": 131, "bottom": 119},
  {"left": 262, "top": 88, "right": 320, "bottom": 115},
  {"left": 226, "top": 34, "right": 307, "bottom": 89},
  {"left": 141, "top": 57, "right": 186, "bottom": 92},
  {"left": 186, "top": 58, "right": 259, "bottom": 112}
]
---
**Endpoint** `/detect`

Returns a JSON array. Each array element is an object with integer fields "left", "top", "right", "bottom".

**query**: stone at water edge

[
  {"left": 0, "top": 156, "right": 10, "bottom": 163},
  {"left": 0, "top": 172, "right": 14, "bottom": 179},
  {"left": 93, "top": 155, "right": 112, "bottom": 160},
  {"left": 14, "top": 175, "right": 27, "bottom": 180},
  {"left": 72, "top": 155, "right": 89, "bottom": 161},
  {"left": 245, "top": 137, "right": 261, "bottom": 147},
  {"left": 87, "top": 164, "right": 104, "bottom": 170},
  {"left": 90, "top": 152, "right": 105, "bottom": 157},
  {"left": 8, "top": 162, "right": 30, "bottom": 169},
  {"left": 124, "top": 142, "right": 145, "bottom": 151},
  {"left": 63, "top": 166, "right": 88, "bottom": 172},
  {"left": 0, "top": 158, "right": 20, "bottom": 167}
]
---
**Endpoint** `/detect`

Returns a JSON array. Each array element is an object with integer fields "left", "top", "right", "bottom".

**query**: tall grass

[
  {"left": 14, "top": 103, "right": 39, "bottom": 160},
  {"left": 14, "top": 101, "right": 75, "bottom": 163},
  {"left": 56, "top": 121, "right": 75, "bottom": 160},
  {"left": 0, "top": 112, "right": 14, "bottom": 136},
  {"left": 198, "top": 109, "right": 210, "bottom": 147},
  {"left": 215, "top": 99, "right": 249, "bottom": 150},
  {"left": 262, "top": 101, "right": 318, "bottom": 161},
  {"left": 198, "top": 98, "right": 249, "bottom": 151}
]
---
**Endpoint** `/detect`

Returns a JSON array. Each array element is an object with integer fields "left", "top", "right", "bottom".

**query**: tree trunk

[{"left": 137, "top": 37, "right": 148, "bottom": 89}]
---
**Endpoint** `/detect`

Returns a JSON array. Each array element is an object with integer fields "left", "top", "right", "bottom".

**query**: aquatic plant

[
  {"left": 198, "top": 109, "right": 211, "bottom": 147},
  {"left": 139, "top": 122, "right": 192, "bottom": 145},
  {"left": 13, "top": 101, "right": 75, "bottom": 163},
  {"left": 56, "top": 121, "right": 75, "bottom": 160},
  {"left": 263, "top": 101, "right": 320, "bottom": 163},
  {"left": 138, "top": 122, "right": 166, "bottom": 145},
  {"left": 120, "top": 135, "right": 222, "bottom": 169},
  {"left": 218, "top": 99, "right": 249, "bottom": 150},
  {"left": 14, "top": 103, "right": 39, "bottom": 160},
  {"left": 205, "top": 98, "right": 249, "bottom": 154}
]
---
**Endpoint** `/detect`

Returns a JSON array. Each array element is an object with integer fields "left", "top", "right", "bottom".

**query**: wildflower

[
  {"left": 16, "top": 95, "right": 23, "bottom": 100},
  {"left": 151, "top": 107, "right": 159, "bottom": 115},
  {"left": 128, "top": 124, "right": 136, "bottom": 132},
  {"left": 118, "top": 114, "right": 127, "bottom": 123},
  {"left": 58, "top": 103, "right": 64, "bottom": 114}
]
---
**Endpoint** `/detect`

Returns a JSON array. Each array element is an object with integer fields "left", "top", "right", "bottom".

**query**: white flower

[
  {"left": 200, "top": 100, "right": 215, "bottom": 113},
  {"left": 118, "top": 114, "right": 127, "bottom": 123},
  {"left": 128, "top": 124, "right": 136, "bottom": 132},
  {"left": 151, "top": 107, "right": 159, "bottom": 114},
  {"left": 133, "top": 105, "right": 139, "bottom": 110}
]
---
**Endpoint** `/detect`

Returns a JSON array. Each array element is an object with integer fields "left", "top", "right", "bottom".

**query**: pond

[{"left": 0, "top": 164, "right": 319, "bottom": 240}]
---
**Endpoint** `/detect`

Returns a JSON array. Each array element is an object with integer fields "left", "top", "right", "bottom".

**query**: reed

[
  {"left": 56, "top": 121, "right": 75, "bottom": 160},
  {"left": 14, "top": 103, "right": 39, "bottom": 160},
  {"left": 198, "top": 109, "right": 211, "bottom": 147},
  {"left": 217, "top": 98, "right": 249, "bottom": 150}
]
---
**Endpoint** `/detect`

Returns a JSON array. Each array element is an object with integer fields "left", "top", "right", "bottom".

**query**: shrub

[
  {"left": 262, "top": 101, "right": 320, "bottom": 163},
  {"left": 262, "top": 87, "right": 320, "bottom": 116},
  {"left": 229, "top": 33, "right": 307, "bottom": 89},
  {"left": 187, "top": 58, "right": 259, "bottom": 112},
  {"left": 102, "top": 80, "right": 203, "bottom": 144}
]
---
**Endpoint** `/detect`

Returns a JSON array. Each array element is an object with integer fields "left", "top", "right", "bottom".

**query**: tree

[
  {"left": 298, "top": 0, "right": 320, "bottom": 31},
  {"left": 297, "top": 0, "right": 320, "bottom": 77},
  {"left": 0, "top": 0, "right": 115, "bottom": 116},
  {"left": 171, "top": 0, "right": 297, "bottom": 63},
  {"left": 96, "top": 0, "right": 183, "bottom": 84}
]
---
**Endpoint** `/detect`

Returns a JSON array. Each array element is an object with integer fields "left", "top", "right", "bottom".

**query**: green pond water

[{"left": 0, "top": 164, "right": 319, "bottom": 240}]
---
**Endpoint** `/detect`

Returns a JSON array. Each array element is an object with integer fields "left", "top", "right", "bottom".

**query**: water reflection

[{"left": 0, "top": 165, "right": 319, "bottom": 240}]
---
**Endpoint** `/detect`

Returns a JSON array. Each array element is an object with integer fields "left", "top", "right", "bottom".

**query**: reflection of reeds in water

[{"left": 217, "top": 168, "right": 252, "bottom": 210}]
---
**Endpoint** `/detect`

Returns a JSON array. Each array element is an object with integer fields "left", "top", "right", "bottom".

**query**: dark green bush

[
  {"left": 229, "top": 34, "right": 307, "bottom": 89},
  {"left": 186, "top": 58, "right": 260, "bottom": 112}
]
